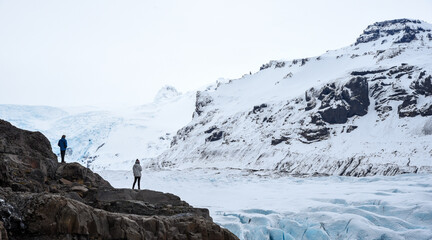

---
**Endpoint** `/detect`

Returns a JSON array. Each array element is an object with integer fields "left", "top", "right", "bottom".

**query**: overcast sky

[{"left": 1, "top": 0, "right": 431, "bottom": 107}]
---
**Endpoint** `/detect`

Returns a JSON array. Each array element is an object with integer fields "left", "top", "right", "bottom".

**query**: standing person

[
  {"left": 132, "top": 159, "right": 142, "bottom": 190},
  {"left": 57, "top": 135, "right": 67, "bottom": 163}
]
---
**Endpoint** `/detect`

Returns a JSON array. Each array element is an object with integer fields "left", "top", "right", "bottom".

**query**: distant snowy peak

[
  {"left": 260, "top": 19, "right": 432, "bottom": 71},
  {"left": 153, "top": 85, "right": 181, "bottom": 102},
  {"left": 355, "top": 18, "right": 432, "bottom": 45}
]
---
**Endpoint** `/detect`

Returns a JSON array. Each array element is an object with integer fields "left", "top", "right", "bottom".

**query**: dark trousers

[
  {"left": 60, "top": 150, "right": 66, "bottom": 163},
  {"left": 132, "top": 177, "right": 141, "bottom": 190}
]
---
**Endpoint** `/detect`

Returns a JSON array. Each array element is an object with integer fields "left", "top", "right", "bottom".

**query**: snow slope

[
  {"left": 151, "top": 19, "right": 432, "bottom": 176},
  {"left": 0, "top": 86, "right": 195, "bottom": 170}
]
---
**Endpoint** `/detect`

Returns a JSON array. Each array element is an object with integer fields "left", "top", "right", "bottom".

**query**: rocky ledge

[{"left": 0, "top": 119, "right": 238, "bottom": 240}]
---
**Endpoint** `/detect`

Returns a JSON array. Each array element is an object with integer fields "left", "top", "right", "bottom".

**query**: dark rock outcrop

[
  {"left": 420, "top": 103, "right": 432, "bottom": 116},
  {"left": 398, "top": 95, "right": 419, "bottom": 117},
  {"left": 317, "top": 77, "right": 369, "bottom": 124},
  {"left": 318, "top": 105, "right": 349, "bottom": 124},
  {"left": 300, "top": 127, "right": 330, "bottom": 142},
  {"left": 252, "top": 104, "right": 268, "bottom": 114},
  {"left": 271, "top": 135, "right": 289, "bottom": 146},
  {"left": 194, "top": 91, "right": 213, "bottom": 118},
  {"left": 206, "top": 131, "right": 225, "bottom": 142},
  {"left": 0, "top": 120, "right": 238, "bottom": 240},
  {"left": 355, "top": 19, "right": 428, "bottom": 45},
  {"left": 343, "top": 77, "right": 370, "bottom": 117},
  {"left": 411, "top": 75, "right": 432, "bottom": 96},
  {"left": 204, "top": 126, "right": 218, "bottom": 134},
  {"left": 0, "top": 120, "right": 58, "bottom": 192}
]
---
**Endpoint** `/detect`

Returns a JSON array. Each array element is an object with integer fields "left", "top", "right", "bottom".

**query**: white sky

[{"left": 1, "top": 0, "right": 431, "bottom": 107}]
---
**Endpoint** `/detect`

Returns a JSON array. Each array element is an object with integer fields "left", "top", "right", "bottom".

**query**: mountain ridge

[{"left": 149, "top": 18, "right": 432, "bottom": 176}]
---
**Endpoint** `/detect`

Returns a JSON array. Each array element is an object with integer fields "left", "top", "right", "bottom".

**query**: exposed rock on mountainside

[
  {"left": 152, "top": 19, "right": 432, "bottom": 176},
  {"left": 0, "top": 120, "right": 237, "bottom": 240},
  {"left": 355, "top": 19, "right": 428, "bottom": 45}
]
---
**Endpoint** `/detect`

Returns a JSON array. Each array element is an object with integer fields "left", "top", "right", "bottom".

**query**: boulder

[
  {"left": 0, "top": 120, "right": 58, "bottom": 192},
  {"left": 56, "top": 162, "right": 112, "bottom": 189}
]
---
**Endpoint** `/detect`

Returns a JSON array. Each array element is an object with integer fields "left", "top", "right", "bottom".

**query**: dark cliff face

[
  {"left": 355, "top": 19, "right": 430, "bottom": 45},
  {"left": 0, "top": 120, "right": 238, "bottom": 240}
]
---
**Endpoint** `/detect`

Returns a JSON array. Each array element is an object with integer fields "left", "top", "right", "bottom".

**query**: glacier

[
  {"left": 99, "top": 168, "right": 432, "bottom": 240},
  {"left": 0, "top": 86, "right": 196, "bottom": 171}
]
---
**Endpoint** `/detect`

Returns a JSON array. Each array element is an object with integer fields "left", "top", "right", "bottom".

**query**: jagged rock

[
  {"left": 171, "top": 125, "right": 195, "bottom": 147},
  {"left": 259, "top": 60, "right": 284, "bottom": 70},
  {"left": 420, "top": 103, "right": 432, "bottom": 116},
  {"left": 343, "top": 77, "right": 370, "bottom": 117},
  {"left": 319, "top": 105, "right": 349, "bottom": 124},
  {"left": 300, "top": 127, "right": 329, "bottom": 142},
  {"left": 317, "top": 77, "right": 369, "bottom": 124},
  {"left": 305, "top": 100, "right": 316, "bottom": 111},
  {"left": 275, "top": 62, "right": 285, "bottom": 68},
  {"left": 355, "top": 19, "right": 426, "bottom": 45},
  {"left": 411, "top": 75, "right": 432, "bottom": 96},
  {"left": 346, "top": 125, "right": 358, "bottom": 133},
  {"left": 252, "top": 104, "right": 268, "bottom": 114},
  {"left": 305, "top": 89, "right": 317, "bottom": 111},
  {"left": 206, "top": 131, "right": 225, "bottom": 142},
  {"left": 310, "top": 113, "right": 326, "bottom": 126},
  {"left": 398, "top": 95, "right": 419, "bottom": 117},
  {"left": 271, "top": 136, "right": 289, "bottom": 146},
  {"left": 252, "top": 103, "right": 267, "bottom": 114},
  {"left": 194, "top": 91, "right": 213, "bottom": 118},
  {"left": 0, "top": 197, "right": 24, "bottom": 235},
  {"left": 204, "top": 126, "right": 218, "bottom": 134},
  {"left": 388, "top": 65, "right": 414, "bottom": 76}
]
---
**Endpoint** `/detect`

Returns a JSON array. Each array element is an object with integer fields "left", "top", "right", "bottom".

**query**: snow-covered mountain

[
  {"left": 2, "top": 19, "right": 431, "bottom": 176},
  {"left": 0, "top": 86, "right": 195, "bottom": 170},
  {"left": 150, "top": 19, "right": 432, "bottom": 176}
]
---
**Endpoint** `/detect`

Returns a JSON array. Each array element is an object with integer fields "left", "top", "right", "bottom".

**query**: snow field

[{"left": 99, "top": 169, "right": 432, "bottom": 240}]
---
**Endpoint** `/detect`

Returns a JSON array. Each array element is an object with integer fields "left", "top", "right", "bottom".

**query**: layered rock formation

[{"left": 0, "top": 120, "right": 237, "bottom": 240}]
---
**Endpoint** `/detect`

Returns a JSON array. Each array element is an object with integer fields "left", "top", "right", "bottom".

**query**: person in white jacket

[{"left": 132, "top": 159, "right": 142, "bottom": 190}]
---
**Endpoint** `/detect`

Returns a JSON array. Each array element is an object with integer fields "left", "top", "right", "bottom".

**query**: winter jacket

[
  {"left": 58, "top": 138, "right": 67, "bottom": 151},
  {"left": 133, "top": 163, "right": 142, "bottom": 177}
]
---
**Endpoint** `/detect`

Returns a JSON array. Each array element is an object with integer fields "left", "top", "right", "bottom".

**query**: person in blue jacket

[{"left": 58, "top": 135, "right": 67, "bottom": 163}]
